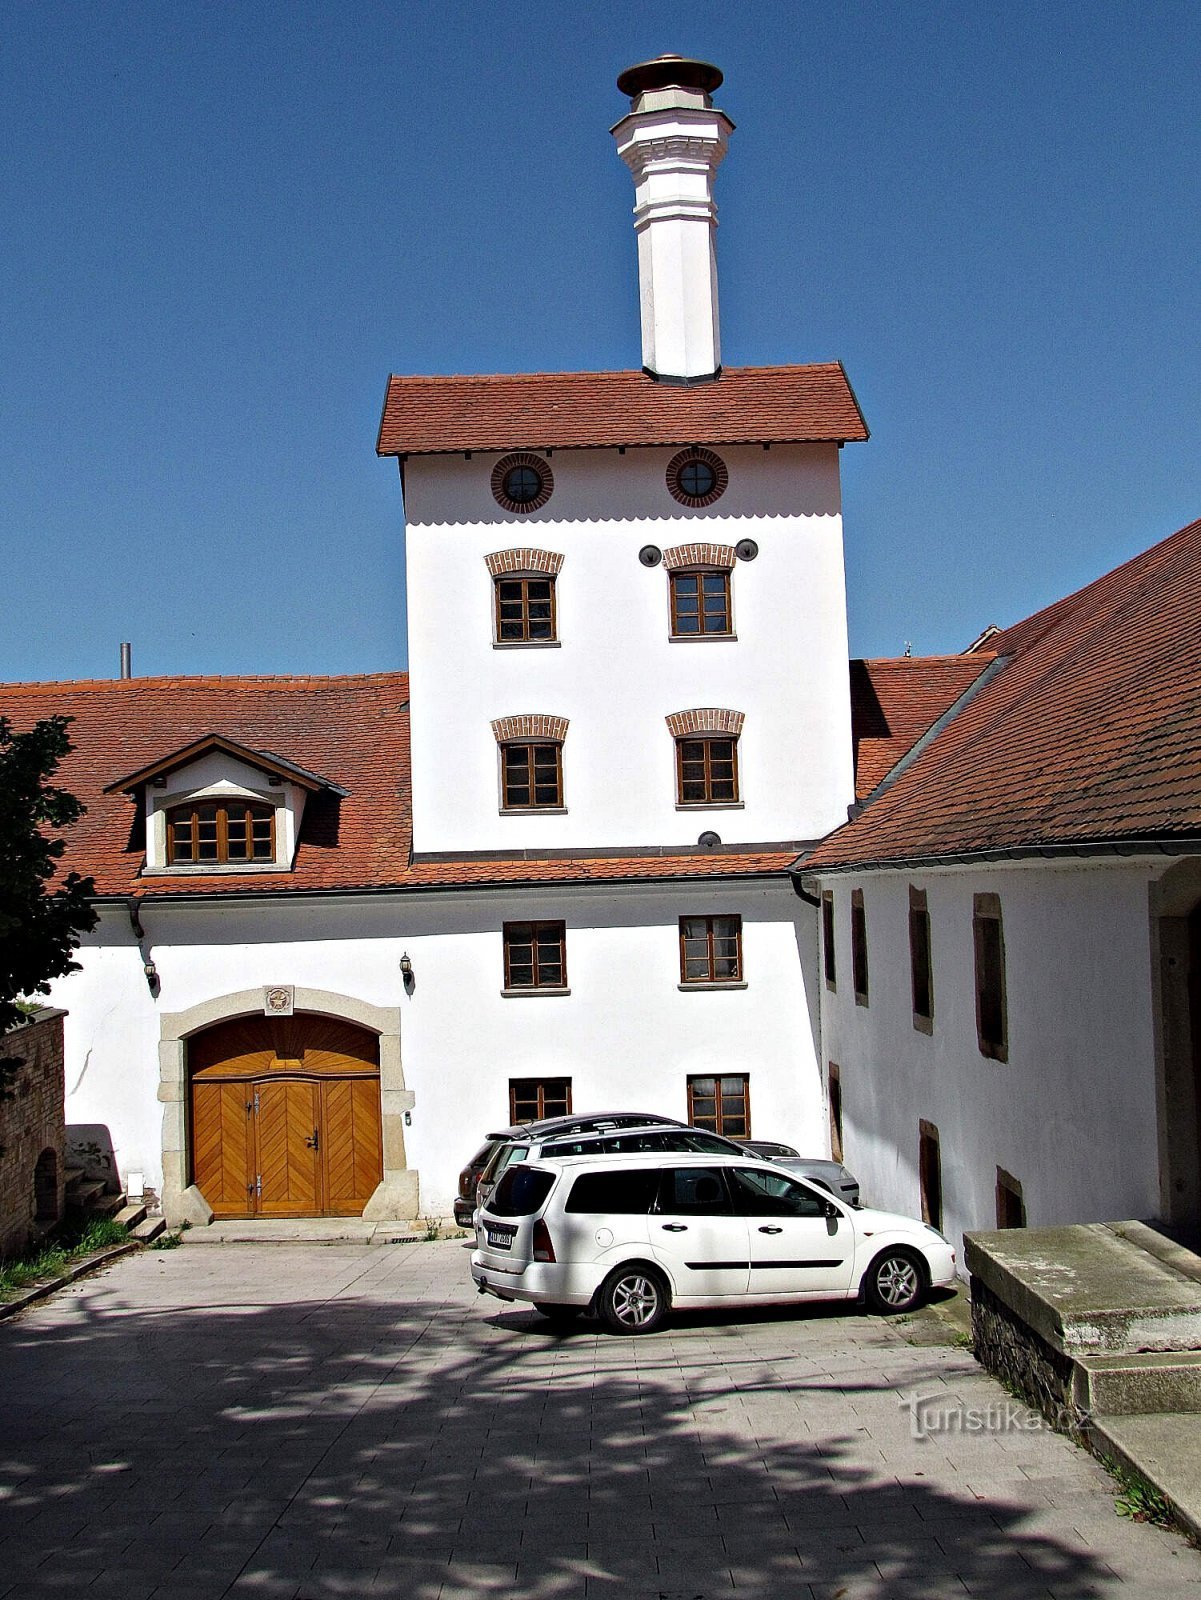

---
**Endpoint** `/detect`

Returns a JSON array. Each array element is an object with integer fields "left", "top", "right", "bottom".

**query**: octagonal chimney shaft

[{"left": 612, "top": 55, "right": 733, "bottom": 384}]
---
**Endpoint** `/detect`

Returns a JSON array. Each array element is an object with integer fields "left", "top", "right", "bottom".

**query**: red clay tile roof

[
  {"left": 850, "top": 656, "right": 996, "bottom": 800},
  {"left": 0, "top": 673, "right": 793, "bottom": 898},
  {"left": 807, "top": 515, "right": 1201, "bottom": 870},
  {"left": 376, "top": 364, "right": 868, "bottom": 456}
]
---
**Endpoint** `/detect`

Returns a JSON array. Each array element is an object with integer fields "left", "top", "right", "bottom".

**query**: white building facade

[{"left": 33, "top": 55, "right": 868, "bottom": 1228}]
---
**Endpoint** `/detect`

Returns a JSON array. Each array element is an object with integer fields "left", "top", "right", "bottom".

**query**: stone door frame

[{"left": 159, "top": 988, "right": 416, "bottom": 1227}]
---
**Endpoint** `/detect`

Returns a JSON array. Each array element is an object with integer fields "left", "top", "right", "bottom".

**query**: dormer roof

[{"left": 105, "top": 733, "right": 348, "bottom": 796}]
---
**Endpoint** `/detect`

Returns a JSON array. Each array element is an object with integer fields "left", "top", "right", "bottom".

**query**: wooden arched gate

[{"left": 189, "top": 1015, "right": 383, "bottom": 1218}]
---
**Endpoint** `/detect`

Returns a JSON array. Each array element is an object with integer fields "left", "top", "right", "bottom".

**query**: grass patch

[
  {"left": 0, "top": 1215, "right": 131, "bottom": 1300},
  {"left": 1104, "top": 1456, "right": 1174, "bottom": 1527}
]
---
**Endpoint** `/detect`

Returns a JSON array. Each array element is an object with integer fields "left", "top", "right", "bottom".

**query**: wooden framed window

[
  {"left": 974, "top": 892, "right": 1008, "bottom": 1060},
  {"left": 509, "top": 1077, "right": 572, "bottom": 1123},
  {"left": 670, "top": 571, "right": 731, "bottom": 637},
  {"left": 495, "top": 575, "right": 556, "bottom": 643},
  {"left": 167, "top": 801, "right": 275, "bottom": 865},
  {"left": 822, "top": 892, "right": 836, "bottom": 990},
  {"left": 996, "top": 1166, "right": 1026, "bottom": 1229},
  {"left": 909, "top": 885, "right": 933, "bottom": 1031},
  {"left": 687, "top": 1074, "right": 750, "bottom": 1139},
  {"left": 679, "top": 915, "right": 743, "bottom": 984},
  {"left": 676, "top": 736, "right": 739, "bottom": 805},
  {"left": 851, "top": 888, "right": 869, "bottom": 1005},
  {"left": 502, "top": 742, "right": 563, "bottom": 810},
  {"left": 828, "top": 1062, "right": 843, "bottom": 1162},
  {"left": 919, "top": 1120, "right": 942, "bottom": 1231},
  {"left": 503, "top": 922, "right": 567, "bottom": 991}
]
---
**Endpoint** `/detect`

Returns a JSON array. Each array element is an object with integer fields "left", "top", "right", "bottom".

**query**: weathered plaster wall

[{"left": 814, "top": 861, "right": 1163, "bottom": 1257}]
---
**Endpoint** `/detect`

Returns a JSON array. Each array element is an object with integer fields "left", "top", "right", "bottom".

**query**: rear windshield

[
  {"left": 565, "top": 1168, "right": 661, "bottom": 1215},
  {"left": 488, "top": 1166, "right": 556, "bottom": 1218}
]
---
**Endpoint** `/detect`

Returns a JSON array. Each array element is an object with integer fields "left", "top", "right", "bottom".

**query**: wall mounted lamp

[
  {"left": 143, "top": 960, "right": 160, "bottom": 997},
  {"left": 400, "top": 952, "right": 414, "bottom": 993}
]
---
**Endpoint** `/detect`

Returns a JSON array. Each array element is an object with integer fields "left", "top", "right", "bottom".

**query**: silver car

[{"left": 741, "top": 1141, "right": 860, "bottom": 1206}]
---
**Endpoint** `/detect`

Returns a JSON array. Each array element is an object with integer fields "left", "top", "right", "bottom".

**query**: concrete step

[
  {"left": 114, "top": 1202, "right": 147, "bottom": 1231},
  {"left": 88, "top": 1190, "right": 127, "bottom": 1218},
  {"left": 965, "top": 1221, "right": 1201, "bottom": 1355},
  {"left": 1088, "top": 1411, "right": 1201, "bottom": 1542},
  {"left": 131, "top": 1216, "right": 165, "bottom": 1244},
  {"left": 68, "top": 1177, "right": 109, "bottom": 1208},
  {"left": 1074, "top": 1350, "right": 1201, "bottom": 1414}
]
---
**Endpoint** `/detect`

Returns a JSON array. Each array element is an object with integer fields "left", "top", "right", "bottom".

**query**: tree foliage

[{"left": 0, "top": 715, "right": 96, "bottom": 1042}]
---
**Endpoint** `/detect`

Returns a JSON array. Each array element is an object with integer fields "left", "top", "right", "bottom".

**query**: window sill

[
  {"left": 678, "top": 980, "right": 748, "bottom": 992},
  {"left": 668, "top": 633, "right": 738, "bottom": 644},
  {"left": 493, "top": 640, "right": 562, "bottom": 650},
  {"left": 499, "top": 806, "right": 568, "bottom": 816},
  {"left": 854, "top": 991, "right": 869, "bottom": 1008},
  {"left": 912, "top": 1013, "right": 934, "bottom": 1036},
  {"left": 142, "top": 861, "right": 289, "bottom": 876},
  {"left": 501, "top": 987, "right": 572, "bottom": 999},
  {"left": 675, "top": 802, "right": 745, "bottom": 812}
]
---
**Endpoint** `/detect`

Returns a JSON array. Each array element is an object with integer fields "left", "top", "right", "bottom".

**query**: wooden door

[
  {"left": 189, "top": 1014, "right": 383, "bottom": 1219},
  {"left": 322, "top": 1078, "right": 383, "bottom": 1214},
  {"left": 193, "top": 1081, "right": 253, "bottom": 1216},
  {"left": 256, "top": 1080, "right": 321, "bottom": 1217}
]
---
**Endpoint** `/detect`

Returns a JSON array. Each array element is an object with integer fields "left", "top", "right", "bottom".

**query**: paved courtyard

[{"left": 1, "top": 1240, "right": 1199, "bottom": 1599}]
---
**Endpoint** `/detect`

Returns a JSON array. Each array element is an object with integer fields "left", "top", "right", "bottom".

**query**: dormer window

[
  {"left": 106, "top": 733, "right": 347, "bottom": 876},
  {"left": 167, "top": 801, "right": 275, "bottom": 865}
]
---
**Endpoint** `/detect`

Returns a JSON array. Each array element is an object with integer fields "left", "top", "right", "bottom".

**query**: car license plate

[{"left": 487, "top": 1228, "right": 513, "bottom": 1250}]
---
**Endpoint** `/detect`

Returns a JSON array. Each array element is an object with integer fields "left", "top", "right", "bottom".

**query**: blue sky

[{"left": 3, "top": 1, "right": 1199, "bottom": 680}]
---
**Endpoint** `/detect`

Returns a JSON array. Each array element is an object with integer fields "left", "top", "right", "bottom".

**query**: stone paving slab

[{"left": 1, "top": 1240, "right": 1199, "bottom": 1599}]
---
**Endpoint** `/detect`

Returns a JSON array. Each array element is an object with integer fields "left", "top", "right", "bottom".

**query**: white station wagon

[{"left": 471, "top": 1152, "right": 956, "bottom": 1334}]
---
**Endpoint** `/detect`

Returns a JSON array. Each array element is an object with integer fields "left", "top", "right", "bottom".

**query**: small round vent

[
  {"left": 697, "top": 831, "right": 722, "bottom": 848},
  {"left": 735, "top": 538, "right": 759, "bottom": 562},
  {"left": 639, "top": 544, "right": 663, "bottom": 567}
]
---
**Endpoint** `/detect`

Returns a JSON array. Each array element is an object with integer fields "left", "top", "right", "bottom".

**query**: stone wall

[
  {"left": 0, "top": 1010, "right": 66, "bottom": 1258},
  {"left": 970, "top": 1278, "right": 1082, "bottom": 1434}
]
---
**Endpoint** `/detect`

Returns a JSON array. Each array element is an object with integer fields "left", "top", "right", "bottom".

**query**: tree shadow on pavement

[{"left": 0, "top": 1265, "right": 1157, "bottom": 1600}]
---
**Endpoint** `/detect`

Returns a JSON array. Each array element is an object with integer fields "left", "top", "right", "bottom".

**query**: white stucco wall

[
  {"left": 813, "top": 860, "right": 1163, "bottom": 1258},
  {"left": 402, "top": 443, "right": 854, "bottom": 853},
  {"left": 50, "top": 878, "right": 826, "bottom": 1216}
]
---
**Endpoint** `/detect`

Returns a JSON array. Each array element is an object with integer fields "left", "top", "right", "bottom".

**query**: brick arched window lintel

[
  {"left": 491, "top": 714, "right": 570, "bottom": 745},
  {"left": 484, "top": 548, "right": 565, "bottom": 578},
  {"left": 665, "top": 708, "right": 745, "bottom": 739},
  {"left": 662, "top": 543, "right": 736, "bottom": 573}
]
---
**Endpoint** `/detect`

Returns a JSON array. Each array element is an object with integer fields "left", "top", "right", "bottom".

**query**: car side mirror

[{"left": 824, "top": 1201, "right": 840, "bottom": 1221}]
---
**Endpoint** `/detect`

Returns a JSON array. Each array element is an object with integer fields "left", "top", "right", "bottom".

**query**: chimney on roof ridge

[
  {"left": 119, "top": 641, "right": 132, "bottom": 680},
  {"left": 612, "top": 55, "right": 732, "bottom": 384}
]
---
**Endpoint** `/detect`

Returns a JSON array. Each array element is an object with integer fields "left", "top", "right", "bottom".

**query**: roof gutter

[
  {"left": 91, "top": 867, "right": 792, "bottom": 910},
  {"left": 795, "top": 834, "right": 1201, "bottom": 886}
]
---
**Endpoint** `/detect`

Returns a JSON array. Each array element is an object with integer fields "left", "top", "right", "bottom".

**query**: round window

[
  {"left": 492, "top": 452, "right": 554, "bottom": 514},
  {"left": 666, "top": 447, "right": 728, "bottom": 508}
]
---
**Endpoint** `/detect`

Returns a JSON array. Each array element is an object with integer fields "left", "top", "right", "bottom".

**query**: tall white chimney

[{"left": 613, "top": 55, "right": 733, "bottom": 384}]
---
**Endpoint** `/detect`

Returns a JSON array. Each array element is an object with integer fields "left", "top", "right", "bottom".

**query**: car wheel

[
  {"left": 864, "top": 1248, "right": 926, "bottom": 1314},
  {"left": 597, "top": 1264, "right": 669, "bottom": 1335},
  {"left": 536, "top": 1303, "right": 583, "bottom": 1323}
]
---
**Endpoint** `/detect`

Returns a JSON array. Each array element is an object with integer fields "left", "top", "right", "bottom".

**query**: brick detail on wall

[
  {"left": 662, "top": 543, "right": 736, "bottom": 573},
  {"left": 490, "top": 714, "right": 570, "bottom": 745},
  {"left": 0, "top": 1011, "right": 66, "bottom": 1258},
  {"left": 484, "top": 548, "right": 565, "bottom": 578},
  {"left": 665, "top": 707, "right": 745, "bottom": 739}
]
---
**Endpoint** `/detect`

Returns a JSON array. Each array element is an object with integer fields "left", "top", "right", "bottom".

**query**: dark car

[{"left": 453, "top": 1110, "right": 683, "bottom": 1227}]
